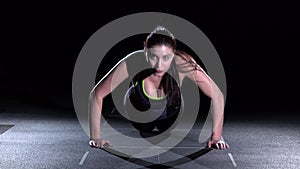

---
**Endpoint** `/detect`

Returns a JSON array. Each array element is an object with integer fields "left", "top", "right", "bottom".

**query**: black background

[{"left": 1, "top": 2, "right": 299, "bottom": 120}]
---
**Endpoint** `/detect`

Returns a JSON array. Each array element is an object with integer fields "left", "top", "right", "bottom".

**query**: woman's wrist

[
  {"left": 90, "top": 138, "right": 102, "bottom": 141},
  {"left": 211, "top": 132, "right": 221, "bottom": 141}
]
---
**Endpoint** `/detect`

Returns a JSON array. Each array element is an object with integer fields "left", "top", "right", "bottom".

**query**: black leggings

[{"left": 131, "top": 115, "right": 177, "bottom": 133}]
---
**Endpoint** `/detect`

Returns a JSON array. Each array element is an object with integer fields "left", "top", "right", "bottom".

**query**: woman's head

[{"left": 144, "top": 26, "right": 177, "bottom": 77}]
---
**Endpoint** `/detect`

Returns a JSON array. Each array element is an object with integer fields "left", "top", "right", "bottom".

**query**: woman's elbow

[{"left": 89, "top": 90, "right": 104, "bottom": 104}]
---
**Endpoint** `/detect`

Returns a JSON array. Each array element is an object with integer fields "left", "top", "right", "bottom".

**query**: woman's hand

[
  {"left": 89, "top": 138, "right": 112, "bottom": 148},
  {"left": 207, "top": 139, "right": 229, "bottom": 150}
]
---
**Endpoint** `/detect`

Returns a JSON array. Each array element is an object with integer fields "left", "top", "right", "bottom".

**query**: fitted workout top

[{"left": 126, "top": 68, "right": 181, "bottom": 120}]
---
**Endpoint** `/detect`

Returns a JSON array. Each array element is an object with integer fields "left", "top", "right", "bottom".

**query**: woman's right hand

[
  {"left": 207, "top": 139, "right": 229, "bottom": 150},
  {"left": 89, "top": 138, "right": 112, "bottom": 148}
]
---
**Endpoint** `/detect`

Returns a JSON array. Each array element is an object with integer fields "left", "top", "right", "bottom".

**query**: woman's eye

[
  {"left": 163, "top": 55, "right": 169, "bottom": 61},
  {"left": 149, "top": 54, "right": 157, "bottom": 60}
]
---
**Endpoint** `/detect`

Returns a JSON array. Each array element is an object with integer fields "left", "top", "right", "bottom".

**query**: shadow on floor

[{"left": 99, "top": 146, "right": 212, "bottom": 169}]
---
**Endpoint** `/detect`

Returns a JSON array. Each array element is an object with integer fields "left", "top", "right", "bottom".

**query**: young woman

[{"left": 89, "top": 26, "right": 229, "bottom": 149}]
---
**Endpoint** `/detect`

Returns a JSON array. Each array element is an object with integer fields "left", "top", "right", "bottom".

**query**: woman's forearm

[
  {"left": 211, "top": 90, "right": 225, "bottom": 140},
  {"left": 89, "top": 94, "right": 103, "bottom": 140},
  {"left": 89, "top": 61, "right": 129, "bottom": 140},
  {"left": 185, "top": 66, "right": 226, "bottom": 141}
]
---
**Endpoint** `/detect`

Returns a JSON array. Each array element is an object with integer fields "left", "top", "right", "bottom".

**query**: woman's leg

[
  {"left": 131, "top": 121, "right": 155, "bottom": 133},
  {"left": 156, "top": 115, "right": 177, "bottom": 133}
]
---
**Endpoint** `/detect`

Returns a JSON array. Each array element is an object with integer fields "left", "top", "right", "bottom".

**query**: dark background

[{"left": 1, "top": 2, "right": 299, "bottom": 120}]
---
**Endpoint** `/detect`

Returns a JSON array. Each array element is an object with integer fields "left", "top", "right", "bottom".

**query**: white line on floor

[
  {"left": 79, "top": 151, "right": 89, "bottom": 165},
  {"left": 108, "top": 146, "right": 205, "bottom": 148},
  {"left": 158, "top": 154, "right": 160, "bottom": 164},
  {"left": 228, "top": 153, "right": 237, "bottom": 167},
  {"left": 222, "top": 137, "right": 237, "bottom": 167}
]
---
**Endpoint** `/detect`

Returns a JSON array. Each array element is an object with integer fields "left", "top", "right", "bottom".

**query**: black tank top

[{"left": 126, "top": 68, "right": 181, "bottom": 120}]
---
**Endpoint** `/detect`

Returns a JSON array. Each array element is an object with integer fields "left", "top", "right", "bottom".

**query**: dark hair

[{"left": 144, "top": 26, "right": 176, "bottom": 50}]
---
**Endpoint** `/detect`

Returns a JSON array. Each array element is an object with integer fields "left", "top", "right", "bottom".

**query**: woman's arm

[
  {"left": 89, "top": 61, "right": 129, "bottom": 148},
  {"left": 175, "top": 51, "right": 229, "bottom": 149}
]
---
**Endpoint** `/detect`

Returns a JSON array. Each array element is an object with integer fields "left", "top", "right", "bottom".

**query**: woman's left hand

[{"left": 207, "top": 139, "right": 229, "bottom": 150}]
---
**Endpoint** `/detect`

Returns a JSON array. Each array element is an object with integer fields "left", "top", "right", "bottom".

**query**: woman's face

[{"left": 146, "top": 45, "right": 175, "bottom": 77}]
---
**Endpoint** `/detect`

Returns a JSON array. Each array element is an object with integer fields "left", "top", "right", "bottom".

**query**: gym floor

[{"left": 0, "top": 98, "right": 299, "bottom": 169}]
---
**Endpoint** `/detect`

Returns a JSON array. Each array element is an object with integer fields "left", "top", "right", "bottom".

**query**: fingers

[
  {"left": 207, "top": 140, "right": 229, "bottom": 150},
  {"left": 207, "top": 141, "right": 213, "bottom": 148},
  {"left": 216, "top": 142, "right": 220, "bottom": 149},
  {"left": 216, "top": 140, "right": 229, "bottom": 149},
  {"left": 89, "top": 139, "right": 112, "bottom": 149},
  {"left": 100, "top": 140, "right": 112, "bottom": 148},
  {"left": 223, "top": 142, "right": 229, "bottom": 149}
]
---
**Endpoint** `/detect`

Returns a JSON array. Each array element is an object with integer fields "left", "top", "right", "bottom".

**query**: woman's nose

[{"left": 157, "top": 59, "right": 163, "bottom": 68}]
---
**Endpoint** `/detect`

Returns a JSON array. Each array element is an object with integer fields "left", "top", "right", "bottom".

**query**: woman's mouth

[{"left": 154, "top": 70, "right": 164, "bottom": 76}]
